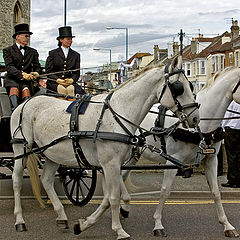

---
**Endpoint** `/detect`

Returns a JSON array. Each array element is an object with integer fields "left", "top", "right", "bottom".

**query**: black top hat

[
  {"left": 12, "top": 23, "right": 33, "bottom": 38},
  {"left": 57, "top": 26, "right": 75, "bottom": 40}
]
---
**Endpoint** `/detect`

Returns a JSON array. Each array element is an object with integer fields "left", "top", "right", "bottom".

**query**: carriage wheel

[{"left": 59, "top": 167, "right": 97, "bottom": 207}]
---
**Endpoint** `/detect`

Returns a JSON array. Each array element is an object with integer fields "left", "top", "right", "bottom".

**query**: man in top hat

[
  {"left": 45, "top": 26, "right": 85, "bottom": 97},
  {"left": 3, "top": 23, "right": 41, "bottom": 110}
]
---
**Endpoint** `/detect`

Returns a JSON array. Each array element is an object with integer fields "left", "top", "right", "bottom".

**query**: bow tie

[{"left": 19, "top": 46, "right": 27, "bottom": 50}]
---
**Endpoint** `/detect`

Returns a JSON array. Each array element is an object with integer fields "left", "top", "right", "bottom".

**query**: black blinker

[{"left": 169, "top": 80, "right": 184, "bottom": 97}]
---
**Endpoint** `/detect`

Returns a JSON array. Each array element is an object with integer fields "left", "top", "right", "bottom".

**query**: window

[
  {"left": 212, "top": 57, "right": 216, "bottom": 73},
  {"left": 220, "top": 56, "right": 224, "bottom": 70},
  {"left": 13, "top": 1, "right": 22, "bottom": 26},
  {"left": 200, "top": 60, "right": 205, "bottom": 75},
  {"left": 235, "top": 51, "right": 239, "bottom": 67},
  {"left": 215, "top": 56, "right": 218, "bottom": 71},
  {"left": 186, "top": 63, "right": 191, "bottom": 76},
  {"left": 229, "top": 53, "right": 233, "bottom": 65}
]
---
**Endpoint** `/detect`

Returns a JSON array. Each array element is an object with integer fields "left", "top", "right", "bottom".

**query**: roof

[
  {"left": 127, "top": 52, "right": 151, "bottom": 64},
  {"left": 183, "top": 32, "right": 230, "bottom": 60},
  {"left": 211, "top": 41, "right": 232, "bottom": 53}
]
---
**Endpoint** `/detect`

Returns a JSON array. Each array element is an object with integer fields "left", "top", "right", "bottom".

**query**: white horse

[
  {"left": 10, "top": 56, "right": 200, "bottom": 239},
  {"left": 126, "top": 67, "right": 240, "bottom": 238}
]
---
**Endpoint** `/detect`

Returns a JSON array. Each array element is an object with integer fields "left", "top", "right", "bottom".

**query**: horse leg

[
  {"left": 120, "top": 176, "right": 131, "bottom": 219},
  {"left": 12, "top": 158, "right": 27, "bottom": 232},
  {"left": 153, "top": 167, "right": 178, "bottom": 237},
  {"left": 103, "top": 164, "right": 130, "bottom": 239},
  {"left": 76, "top": 164, "right": 130, "bottom": 239},
  {"left": 74, "top": 173, "right": 111, "bottom": 234},
  {"left": 40, "top": 159, "right": 69, "bottom": 229},
  {"left": 204, "top": 157, "right": 239, "bottom": 238}
]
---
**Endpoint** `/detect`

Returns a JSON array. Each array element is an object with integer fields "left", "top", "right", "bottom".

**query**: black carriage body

[{"left": 0, "top": 87, "right": 12, "bottom": 152}]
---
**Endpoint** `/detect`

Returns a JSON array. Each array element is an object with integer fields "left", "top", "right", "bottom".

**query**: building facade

[{"left": 0, "top": 0, "right": 30, "bottom": 50}]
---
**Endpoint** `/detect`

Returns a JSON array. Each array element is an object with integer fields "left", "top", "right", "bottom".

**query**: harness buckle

[{"left": 131, "top": 136, "right": 139, "bottom": 144}]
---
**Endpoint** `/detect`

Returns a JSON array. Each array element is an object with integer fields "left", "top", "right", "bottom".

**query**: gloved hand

[
  {"left": 56, "top": 78, "right": 68, "bottom": 87},
  {"left": 22, "top": 72, "right": 32, "bottom": 81},
  {"left": 30, "top": 72, "right": 40, "bottom": 80},
  {"left": 65, "top": 78, "right": 74, "bottom": 85}
]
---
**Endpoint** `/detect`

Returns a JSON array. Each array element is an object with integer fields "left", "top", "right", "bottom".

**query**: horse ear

[{"left": 170, "top": 55, "right": 182, "bottom": 72}]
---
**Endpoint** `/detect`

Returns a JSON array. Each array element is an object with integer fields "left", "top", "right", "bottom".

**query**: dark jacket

[
  {"left": 45, "top": 47, "right": 82, "bottom": 93},
  {"left": 3, "top": 43, "right": 41, "bottom": 88}
]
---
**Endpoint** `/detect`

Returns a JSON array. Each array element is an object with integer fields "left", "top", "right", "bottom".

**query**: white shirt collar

[
  {"left": 16, "top": 43, "right": 25, "bottom": 55},
  {"left": 61, "top": 46, "right": 70, "bottom": 58}
]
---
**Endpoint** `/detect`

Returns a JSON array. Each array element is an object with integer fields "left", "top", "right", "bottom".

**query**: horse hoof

[
  {"left": 74, "top": 223, "right": 82, "bottom": 235},
  {"left": 224, "top": 229, "right": 240, "bottom": 238},
  {"left": 153, "top": 229, "right": 168, "bottom": 237},
  {"left": 120, "top": 207, "right": 129, "bottom": 219},
  {"left": 56, "top": 220, "right": 69, "bottom": 229},
  {"left": 15, "top": 223, "right": 27, "bottom": 232}
]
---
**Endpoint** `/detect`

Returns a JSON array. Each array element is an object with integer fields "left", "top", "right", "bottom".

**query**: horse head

[
  {"left": 232, "top": 69, "right": 240, "bottom": 104},
  {"left": 157, "top": 55, "right": 200, "bottom": 128}
]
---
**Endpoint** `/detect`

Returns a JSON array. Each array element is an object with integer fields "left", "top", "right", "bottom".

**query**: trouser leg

[
  {"left": 217, "top": 143, "right": 223, "bottom": 175},
  {"left": 9, "top": 87, "right": 19, "bottom": 111},
  {"left": 22, "top": 87, "right": 31, "bottom": 102},
  {"left": 57, "top": 85, "right": 67, "bottom": 95},
  {"left": 66, "top": 85, "right": 75, "bottom": 97},
  {"left": 225, "top": 128, "right": 240, "bottom": 184}
]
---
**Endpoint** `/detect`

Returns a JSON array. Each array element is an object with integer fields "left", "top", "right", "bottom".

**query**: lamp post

[
  {"left": 64, "top": 0, "right": 67, "bottom": 26},
  {"left": 93, "top": 48, "right": 112, "bottom": 83},
  {"left": 106, "top": 27, "right": 128, "bottom": 62},
  {"left": 106, "top": 27, "right": 128, "bottom": 82}
]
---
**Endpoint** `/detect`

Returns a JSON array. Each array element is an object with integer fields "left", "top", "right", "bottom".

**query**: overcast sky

[{"left": 30, "top": 0, "right": 240, "bottom": 70}]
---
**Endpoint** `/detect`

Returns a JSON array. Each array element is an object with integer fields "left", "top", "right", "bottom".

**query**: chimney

[
  {"left": 173, "top": 42, "right": 179, "bottom": 55},
  {"left": 231, "top": 20, "right": 239, "bottom": 41},
  {"left": 191, "top": 39, "right": 197, "bottom": 54},
  {"left": 154, "top": 45, "right": 159, "bottom": 61}
]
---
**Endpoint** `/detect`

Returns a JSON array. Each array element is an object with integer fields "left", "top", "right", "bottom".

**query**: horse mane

[
  {"left": 110, "top": 61, "right": 164, "bottom": 93},
  {"left": 202, "top": 66, "right": 236, "bottom": 90}
]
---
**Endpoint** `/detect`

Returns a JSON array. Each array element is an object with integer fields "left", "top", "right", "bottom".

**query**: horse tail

[
  {"left": 26, "top": 153, "right": 45, "bottom": 208},
  {"left": 124, "top": 172, "right": 140, "bottom": 193}
]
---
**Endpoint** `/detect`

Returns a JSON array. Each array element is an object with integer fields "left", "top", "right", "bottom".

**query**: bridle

[
  {"left": 232, "top": 80, "right": 240, "bottom": 94},
  {"left": 158, "top": 63, "right": 199, "bottom": 115}
]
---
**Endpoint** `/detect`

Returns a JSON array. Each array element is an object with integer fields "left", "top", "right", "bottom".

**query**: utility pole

[{"left": 178, "top": 29, "right": 185, "bottom": 56}]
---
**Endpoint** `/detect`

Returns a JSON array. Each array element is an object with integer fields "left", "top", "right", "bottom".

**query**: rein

[{"left": 149, "top": 109, "right": 240, "bottom": 121}]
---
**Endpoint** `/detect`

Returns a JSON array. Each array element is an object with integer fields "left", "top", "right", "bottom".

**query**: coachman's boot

[
  {"left": 9, "top": 87, "right": 19, "bottom": 111},
  {"left": 22, "top": 88, "right": 31, "bottom": 102}
]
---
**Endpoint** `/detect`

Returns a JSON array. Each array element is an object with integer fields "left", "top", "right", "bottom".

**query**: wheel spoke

[
  {"left": 80, "top": 178, "right": 90, "bottom": 191},
  {"left": 70, "top": 178, "right": 77, "bottom": 197}
]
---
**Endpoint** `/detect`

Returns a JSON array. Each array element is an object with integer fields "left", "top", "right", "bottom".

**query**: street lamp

[
  {"left": 106, "top": 27, "right": 128, "bottom": 62},
  {"left": 106, "top": 27, "right": 128, "bottom": 82},
  {"left": 93, "top": 48, "right": 112, "bottom": 83},
  {"left": 64, "top": 0, "right": 67, "bottom": 26}
]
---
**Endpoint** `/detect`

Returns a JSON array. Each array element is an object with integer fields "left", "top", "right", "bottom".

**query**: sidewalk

[
  {"left": 1, "top": 169, "right": 240, "bottom": 200},
  {"left": 128, "top": 172, "right": 240, "bottom": 200}
]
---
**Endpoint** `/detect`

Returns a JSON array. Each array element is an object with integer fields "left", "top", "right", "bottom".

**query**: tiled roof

[
  {"left": 183, "top": 33, "right": 230, "bottom": 60},
  {"left": 127, "top": 52, "right": 151, "bottom": 64},
  {"left": 211, "top": 41, "right": 232, "bottom": 53}
]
